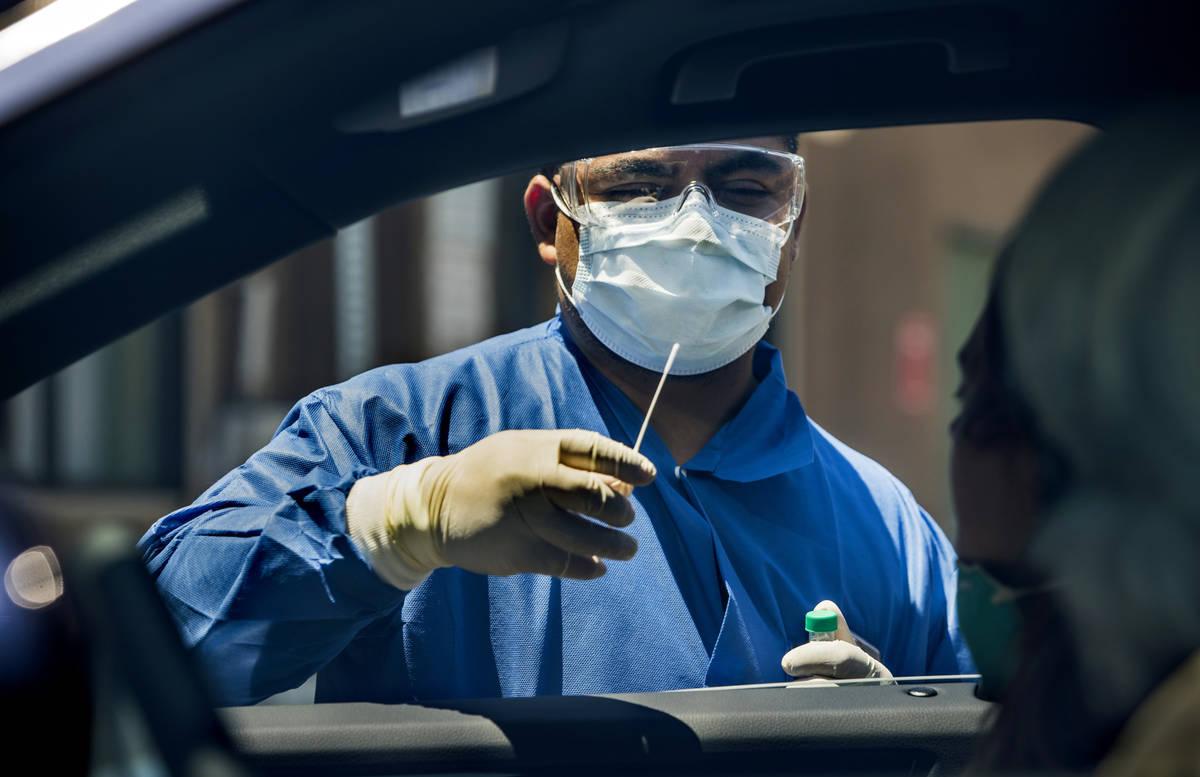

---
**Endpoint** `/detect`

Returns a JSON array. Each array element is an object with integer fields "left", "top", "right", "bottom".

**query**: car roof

[{"left": 0, "top": 0, "right": 1196, "bottom": 397}]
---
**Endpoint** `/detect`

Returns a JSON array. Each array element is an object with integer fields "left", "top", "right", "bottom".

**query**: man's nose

[{"left": 674, "top": 181, "right": 717, "bottom": 214}]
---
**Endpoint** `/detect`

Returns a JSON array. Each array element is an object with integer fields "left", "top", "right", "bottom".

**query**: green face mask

[{"left": 956, "top": 563, "right": 1026, "bottom": 701}]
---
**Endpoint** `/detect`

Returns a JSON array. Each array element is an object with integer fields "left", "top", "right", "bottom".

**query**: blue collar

[
  {"left": 553, "top": 316, "right": 815, "bottom": 482},
  {"left": 683, "top": 344, "right": 815, "bottom": 480}
]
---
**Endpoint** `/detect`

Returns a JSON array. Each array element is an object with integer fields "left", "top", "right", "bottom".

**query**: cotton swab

[{"left": 633, "top": 342, "right": 680, "bottom": 454}]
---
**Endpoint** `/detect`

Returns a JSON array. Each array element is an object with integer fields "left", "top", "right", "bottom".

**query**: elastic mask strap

[
  {"left": 555, "top": 264, "right": 573, "bottom": 303},
  {"left": 961, "top": 562, "right": 1058, "bottom": 604},
  {"left": 770, "top": 288, "right": 787, "bottom": 318}
]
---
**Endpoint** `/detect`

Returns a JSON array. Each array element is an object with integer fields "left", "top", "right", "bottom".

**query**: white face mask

[{"left": 558, "top": 190, "right": 789, "bottom": 375}]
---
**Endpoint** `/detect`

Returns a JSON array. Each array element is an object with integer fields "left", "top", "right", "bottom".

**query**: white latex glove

[
  {"left": 346, "top": 429, "right": 657, "bottom": 589},
  {"left": 781, "top": 600, "right": 894, "bottom": 682}
]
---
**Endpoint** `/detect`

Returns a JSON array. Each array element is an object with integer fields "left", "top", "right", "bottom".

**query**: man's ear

[{"left": 524, "top": 175, "right": 559, "bottom": 266}]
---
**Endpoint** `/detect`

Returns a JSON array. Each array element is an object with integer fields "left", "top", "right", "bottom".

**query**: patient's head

[{"left": 956, "top": 101, "right": 1200, "bottom": 769}]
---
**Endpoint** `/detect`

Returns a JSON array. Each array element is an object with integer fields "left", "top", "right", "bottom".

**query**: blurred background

[{"left": 0, "top": 119, "right": 1093, "bottom": 541}]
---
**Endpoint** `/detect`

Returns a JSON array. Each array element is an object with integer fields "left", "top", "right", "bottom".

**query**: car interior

[{"left": 1, "top": 0, "right": 1197, "bottom": 775}]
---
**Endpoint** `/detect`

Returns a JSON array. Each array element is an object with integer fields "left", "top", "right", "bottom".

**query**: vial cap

[{"left": 805, "top": 609, "right": 838, "bottom": 633}]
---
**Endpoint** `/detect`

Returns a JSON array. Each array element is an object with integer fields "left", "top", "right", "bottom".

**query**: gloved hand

[
  {"left": 781, "top": 600, "right": 894, "bottom": 682},
  {"left": 346, "top": 429, "right": 657, "bottom": 589}
]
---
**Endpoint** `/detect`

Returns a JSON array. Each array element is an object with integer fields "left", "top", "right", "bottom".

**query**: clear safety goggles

[{"left": 550, "top": 143, "right": 806, "bottom": 230}]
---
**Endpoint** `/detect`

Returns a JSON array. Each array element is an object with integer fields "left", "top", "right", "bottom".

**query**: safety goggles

[{"left": 550, "top": 143, "right": 806, "bottom": 229}]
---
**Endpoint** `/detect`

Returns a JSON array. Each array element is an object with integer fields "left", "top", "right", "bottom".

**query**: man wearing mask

[{"left": 140, "top": 137, "right": 972, "bottom": 706}]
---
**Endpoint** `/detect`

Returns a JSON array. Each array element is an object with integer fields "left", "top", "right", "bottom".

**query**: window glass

[{"left": 0, "top": 120, "right": 1093, "bottom": 548}]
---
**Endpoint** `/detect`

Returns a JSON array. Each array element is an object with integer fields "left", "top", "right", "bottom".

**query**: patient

[{"left": 950, "top": 102, "right": 1200, "bottom": 774}]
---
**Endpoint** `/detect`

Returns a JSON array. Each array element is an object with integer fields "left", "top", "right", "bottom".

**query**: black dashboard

[{"left": 222, "top": 680, "right": 991, "bottom": 776}]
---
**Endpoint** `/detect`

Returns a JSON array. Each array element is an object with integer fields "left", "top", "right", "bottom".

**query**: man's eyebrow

[
  {"left": 704, "top": 151, "right": 787, "bottom": 178},
  {"left": 589, "top": 158, "right": 677, "bottom": 179}
]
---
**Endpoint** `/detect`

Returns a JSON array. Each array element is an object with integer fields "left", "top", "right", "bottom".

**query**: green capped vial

[{"left": 805, "top": 609, "right": 838, "bottom": 642}]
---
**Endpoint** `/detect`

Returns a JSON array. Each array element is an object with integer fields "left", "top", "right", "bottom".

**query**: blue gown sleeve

[
  {"left": 917, "top": 507, "right": 978, "bottom": 676},
  {"left": 137, "top": 392, "right": 409, "bottom": 706}
]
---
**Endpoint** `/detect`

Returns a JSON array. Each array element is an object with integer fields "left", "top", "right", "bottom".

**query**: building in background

[
  {"left": 781, "top": 120, "right": 1093, "bottom": 530},
  {"left": 1, "top": 120, "right": 1092, "bottom": 538}
]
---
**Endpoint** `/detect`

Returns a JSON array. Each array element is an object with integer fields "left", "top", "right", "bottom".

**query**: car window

[
  {"left": 0, "top": 119, "right": 1092, "bottom": 545},
  {"left": 1, "top": 120, "right": 1093, "bottom": 709}
]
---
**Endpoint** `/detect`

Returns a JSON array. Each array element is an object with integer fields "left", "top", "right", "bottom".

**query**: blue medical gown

[{"left": 139, "top": 317, "right": 974, "bottom": 705}]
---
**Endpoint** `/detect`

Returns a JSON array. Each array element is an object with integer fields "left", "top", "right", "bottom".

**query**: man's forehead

[
  {"left": 593, "top": 136, "right": 793, "bottom": 165},
  {"left": 725, "top": 135, "right": 792, "bottom": 152}
]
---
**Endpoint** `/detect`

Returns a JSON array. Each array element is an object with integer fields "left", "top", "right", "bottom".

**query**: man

[{"left": 139, "top": 137, "right": 972, "bottom": 706}]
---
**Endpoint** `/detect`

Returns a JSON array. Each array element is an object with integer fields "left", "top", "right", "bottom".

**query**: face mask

[
  {"left": 558, "top": 190, "right": 789, "bottom": 375},
  {"left": 956, "top": 563, "right": 1028, "bottom": 701}
]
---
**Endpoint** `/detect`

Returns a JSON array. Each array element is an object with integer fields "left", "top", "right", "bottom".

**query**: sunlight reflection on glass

[
  {"left": 4, "top": 544, "right": 64, "bottom": 609},
  {"left": 0, "top": 0, "right": 141, "bottom": 72}
]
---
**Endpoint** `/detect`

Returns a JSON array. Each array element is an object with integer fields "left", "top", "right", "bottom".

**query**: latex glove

[
  {"left": 781, "top": 600, "right": 894, "bottom": 681},
  {"left": 347, "top": 429, "right": 657, "bottom": 589}
]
